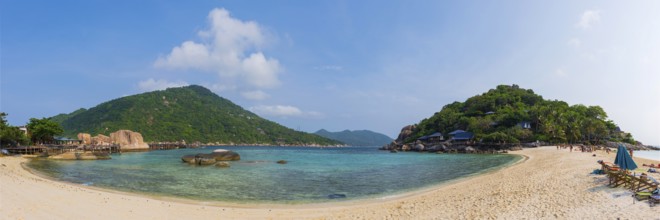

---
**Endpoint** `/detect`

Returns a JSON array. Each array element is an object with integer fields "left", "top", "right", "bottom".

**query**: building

[
  {"left": 417, "top": 132, "right": 444, "bottom": 144},
  {"left": 54, "top": 137, "right": 83, "bottom": 145},
  {"left": 18, "top": 126, "right": 28, "bottom": 136},
  {"left": 449, "top": 130, "right": 474, "bottom": 142}
]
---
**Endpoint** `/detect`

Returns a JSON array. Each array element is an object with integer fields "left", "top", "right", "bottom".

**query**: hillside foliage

[
  {"left": 52, "top": 85, "right": 340, "bottom": 145},
  {"left": 409, "top": 85, "right": 635, "bottom": 145}
]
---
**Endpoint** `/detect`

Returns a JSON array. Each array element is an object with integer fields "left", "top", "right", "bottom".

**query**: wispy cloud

[
  {"left": 154, "top": 8, "right": 281, "bottom": 90},
  {"left": 568, "top": 38, "right": 581, "bottom": 47},
  {"left": 554, "top": 68, "right": 567, "bottom": 77},
  {"left": 138, "top": 78, "right": 189, "bottom": 92},
  {"left": 249, "top": 105, "right": 323, "bottom": 118},
  {"left": 576, "top": 10, "right": 601, "bottom": 29},
  {"left": 241, "top": 90, "right": 270, "bottom": 100}
]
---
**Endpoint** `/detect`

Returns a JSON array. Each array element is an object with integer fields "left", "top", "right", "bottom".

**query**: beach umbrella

[{"left": 614, "top": 145, "right": 637, "bottom": 171}]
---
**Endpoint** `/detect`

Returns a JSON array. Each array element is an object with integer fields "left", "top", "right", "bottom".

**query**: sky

[{"left": 1, "top": 1, "right": 659, "bottom": 145}]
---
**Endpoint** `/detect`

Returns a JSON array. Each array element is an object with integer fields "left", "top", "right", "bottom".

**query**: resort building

[
  {"left": 18, "top": 126, "right": 28, "bottom": 136},
  {"left": 417, "top": 132, "right": 444, "bottom": 144},
  {"left": 54, "top": 137, "right": 83, "bottom": 145},
  {"left": 449, "top": 130, "right": 474, "bottom": 142}
]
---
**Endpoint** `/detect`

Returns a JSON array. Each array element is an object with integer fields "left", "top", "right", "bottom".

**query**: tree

[
  {"left": 26, "top": 118, "right": 63, "bottom": 145},
  {"left": 0, "top": 112, "right": 29, "bottom": 147}
]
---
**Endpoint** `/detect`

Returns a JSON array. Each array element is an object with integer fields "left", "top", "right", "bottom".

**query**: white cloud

[
  {"left": 138, "top": 78, "right": 189, "bottom": 92},
  {"left": 576, "top": 10, "right": 601, "bottom": 29},
  {"left": 241, "top": 90, "right": 270, "bottom": 100},
  {"left": 249, "top": 105, "right": 324, "bottom": 118},
  {"left": 154, "top": 8, "right": 281, "bottom": 89},
  {"left": 568, "top": 38, "right": 581, "bottom": 47},
  {"left": 554, "top": 68, "right": 567, "bottom": 77}
]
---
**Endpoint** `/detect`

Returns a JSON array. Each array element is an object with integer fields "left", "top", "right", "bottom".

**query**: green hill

[
  {"left": 51, "top": 85, "right": 340, "bottom": 145},
  {"left": 314, "top": 129, "right": 393, "bottom": 146},
  {"left": 404, "top": 84, "right": 635, "bottom": 145}
]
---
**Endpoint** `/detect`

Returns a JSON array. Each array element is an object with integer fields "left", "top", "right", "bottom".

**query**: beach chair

[{"left": 632, "top": 177, "right": 659, "bottom": 201}]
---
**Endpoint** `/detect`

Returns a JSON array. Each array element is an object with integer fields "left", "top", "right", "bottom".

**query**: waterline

[{"left": 27, "top": 146, "right": 520, "bottom": 204}]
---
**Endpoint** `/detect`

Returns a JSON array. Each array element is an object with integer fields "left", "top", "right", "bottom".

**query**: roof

[
  {"left": 428, "top": 132, "right": 443, "bottom": 138},
  {"left": 448, "top": 130, "right": 465, "bottom": 135},
  {"left": 485, "top": 111, "right": 495, "bottom": 115},
  {"left": 54, "top": 137, "right": 80, "bottom": 141},
  {"left": 417, "top": 135, "right": 429, "bottom": 140},
  {"left": 452, "top": 131, "right": 474, "bottom": 140}
]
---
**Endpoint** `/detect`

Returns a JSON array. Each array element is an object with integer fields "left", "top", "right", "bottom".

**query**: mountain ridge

[
  {"left": 51, "top": 85, "right": 340, "bottom": 146},
  {"left": 314, "top": 129, "right": 393, "bottom": 146}
]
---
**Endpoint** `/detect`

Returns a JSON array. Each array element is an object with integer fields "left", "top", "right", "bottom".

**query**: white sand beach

[{"left": 1, "top": 147, "right": 659, "bottom": 220}]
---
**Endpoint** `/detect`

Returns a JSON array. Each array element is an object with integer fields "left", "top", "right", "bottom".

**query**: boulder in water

[
  {"left": 181, "top": 150, "right": 240, "bottom": 166},
  {"left": 209, "top": 151, "right": 241, "bottom": 161},
  {"left": 276, "top": 160, "right": 287, "bottom": 164},
  {"left": 181, "top": 155, "right": 196, "bottom": 164}
]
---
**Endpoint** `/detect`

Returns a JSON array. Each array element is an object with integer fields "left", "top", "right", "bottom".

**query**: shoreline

[
  {"left": 2, "top": 147, "right": 659, "bottom": 219},
  {"left": 18, "top": 151, "right": 526, "bottom": 208}
]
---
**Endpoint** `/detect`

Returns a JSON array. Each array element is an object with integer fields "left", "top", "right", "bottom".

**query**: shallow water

[
  {"left": 27, "top": 146, "right": 520, "bottom": 204},
  {"left": 634, "top": 150, "right": 660, "bottom": 161}
]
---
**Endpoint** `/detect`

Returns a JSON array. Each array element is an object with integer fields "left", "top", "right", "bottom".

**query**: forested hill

[
  {"left": 51, "top": 85, "right": 340, "bottom": 145},
  {"left": 314, "top": 129, "right": 393, "bottom": 147},
  {"left": 405, "top": 84, "right": 636, "bottom": 145}
]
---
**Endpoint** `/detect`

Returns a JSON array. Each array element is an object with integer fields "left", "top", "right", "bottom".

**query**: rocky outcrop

[
  {"left": 413, "top": 143, "right": 425, "bottom": 151},
  {"left": 91, "top": 134, "right": 112, "bottom": 146},
  {"left": 604, "top": 141, "right": 656, "bottom": 151},
  {"left": 77, "top": 133, "right": 92, "bottom": 145},
  {"left": 181, "top": 150, "right": 241, "bottom": 166},
  {"left": 110, "top": 130, "right": 149, "bottom": 151},
  {"left": 396, "top": 125, "right": 416, "bottom": 143},
  {"left": 49, "top": 151, "right": 111, "bottom": 160}
]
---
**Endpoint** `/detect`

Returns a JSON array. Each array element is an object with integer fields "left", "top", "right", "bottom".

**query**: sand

[{"left": 1, "top": 147, "right": 659, "bottom": 220}]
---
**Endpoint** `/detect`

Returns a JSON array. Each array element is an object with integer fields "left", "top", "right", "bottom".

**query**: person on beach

[
  {"left": 606, "top": 148, "right": 610, "bottom": 154},
  {"left": 570, "top": 145, "right": 573, "bottom": 152},
  {"left": 629, "top": 149, "right": 633, "bottom": 157}
]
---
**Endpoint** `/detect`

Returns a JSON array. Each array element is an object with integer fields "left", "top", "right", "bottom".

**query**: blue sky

[{"left": 2, "top": 1, "right": 659, "bottom": 145}]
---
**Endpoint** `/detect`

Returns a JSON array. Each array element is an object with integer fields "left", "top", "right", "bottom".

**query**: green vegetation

[
  {"left": 314, "top": 129, "right": 393, "bottom": 146},
  {"left": 409, "top": 84, "right": 635, "bottom": 145},
  {"left": 26, "top": 117, "right": 63, "bottom": 145},
  {"left": 0, "top": 113, "right": 29, "bottom": 147},
  {"left": 52, "top": 85, "right": 340, "bottom": 145}
]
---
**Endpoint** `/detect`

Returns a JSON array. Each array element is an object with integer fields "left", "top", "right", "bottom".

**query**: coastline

[{"left": 2, "top": 147, "right": 659, "bottom": 219}]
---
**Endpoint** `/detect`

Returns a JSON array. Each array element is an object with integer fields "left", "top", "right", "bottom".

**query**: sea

[
  {"left": 634, "top": 149, "right": 660, "bottom": 161},
  {"left": 27, "top": 146, "right": 520, "bottom": 204}
]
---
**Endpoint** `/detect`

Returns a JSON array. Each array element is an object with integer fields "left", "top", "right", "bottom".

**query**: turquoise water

[
  {"left": 635, "top": 150, "right": 660, "bottom": 161},
  {"left": 27, "top": 146, "right": 520, "bottom": 204}
]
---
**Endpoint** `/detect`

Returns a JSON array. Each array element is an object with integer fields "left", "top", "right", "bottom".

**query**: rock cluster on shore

[
  {"left": 181, "top": 149, "right": 240, "bottom": 166},
  {"left": 77, "top": 130, "right": 149, "bottom": 151}
]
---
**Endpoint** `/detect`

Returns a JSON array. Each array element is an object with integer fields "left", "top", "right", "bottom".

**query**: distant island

[
  {"left": 50, "top": 85, "right": 340, "bottom": 146},
  {"left": 384, "top": 84, "right": 655, "bottom": 152},
  {"left": 314, "top": 129, "right": 393, "bottom": 147}
]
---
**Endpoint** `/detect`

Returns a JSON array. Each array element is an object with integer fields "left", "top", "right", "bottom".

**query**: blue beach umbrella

[{"left": 614, "top": 145, "right": 637, "bottom": 171}]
